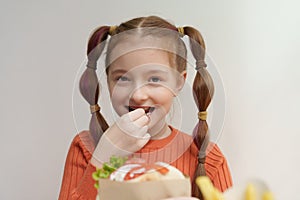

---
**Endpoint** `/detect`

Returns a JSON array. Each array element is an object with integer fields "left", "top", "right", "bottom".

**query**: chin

[{"left": 147, "top": 112, "right": 167, "bottom": 133}]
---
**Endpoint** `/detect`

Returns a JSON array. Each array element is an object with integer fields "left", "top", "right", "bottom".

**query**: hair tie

[
  {"left": 195, "top": 60, "right": 207, "bottom": 70},
  {"left": 177, "top": 27, "right": 185, "bottom": 37},
  {"left": 198, "top": 156, "right": 206, "bottom": 164},
  {"left": 109, "top": 25, "right": 117, "bottom": 35},
  {"left": 198, "top": 111, "right": 207, "bottom": 121},
  {"left": 86, "top": 60, "right": 97, "bottom": 70},
  {"left": 90, "top": 104, "right": 100, "bottom": 114}
]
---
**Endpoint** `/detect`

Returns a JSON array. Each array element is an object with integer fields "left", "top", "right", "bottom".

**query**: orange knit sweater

[{"left": 59, "top": 127, "right": 232, "bottom": 200}]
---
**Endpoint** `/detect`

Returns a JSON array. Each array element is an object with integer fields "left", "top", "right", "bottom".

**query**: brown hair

[
  {"left": 185, "top": 26, "right": 215, "bottom": 198},
  {"left": 79, "top": 16, "right": 214, "bottom": 199}
]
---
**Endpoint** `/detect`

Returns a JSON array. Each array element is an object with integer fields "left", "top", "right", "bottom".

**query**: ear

[{"left": 174, "top": 70, "right": 187, "bottom": 95}]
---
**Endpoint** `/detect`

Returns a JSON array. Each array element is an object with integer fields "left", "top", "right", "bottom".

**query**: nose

[{"left": 130, "top": 85, "right": 149, "bottom": 104}]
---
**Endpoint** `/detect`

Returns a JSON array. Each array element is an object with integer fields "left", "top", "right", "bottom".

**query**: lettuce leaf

[{"left": 92, "top": 156, "right": 127, "bottom": 189}]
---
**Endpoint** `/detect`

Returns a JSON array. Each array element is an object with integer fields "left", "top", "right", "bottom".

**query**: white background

[{"left": 1, "top": 0, "right": 299, "bottom": 199}]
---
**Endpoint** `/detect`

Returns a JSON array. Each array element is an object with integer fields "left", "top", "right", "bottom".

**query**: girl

[{"left": 59, "top": 16, "right": 232, "bottom": 200}]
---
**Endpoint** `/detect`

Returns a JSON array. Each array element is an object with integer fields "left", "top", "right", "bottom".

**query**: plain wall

[{"left": 1, "top": 0, "right": 299, "bottom": 199}]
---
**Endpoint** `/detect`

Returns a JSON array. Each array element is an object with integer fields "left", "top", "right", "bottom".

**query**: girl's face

[{"left": 107, "top": 49, "right": 186, "bottom": 135}]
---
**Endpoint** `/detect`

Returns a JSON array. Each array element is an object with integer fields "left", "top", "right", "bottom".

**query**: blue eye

[
  {"left": 117, "top": 76, "right": 130, "bottom": 82},
  {"left": 149, "top": 77, "right": 161, "bottom": 82}
]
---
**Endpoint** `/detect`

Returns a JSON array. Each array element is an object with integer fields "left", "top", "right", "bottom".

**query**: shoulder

[
  {"left": 69, "top": 130, "right": 95, "bottom": 160},
  {"left": 205, "top": 143, "right": 230, "bottom": 178},
  {"left": 205, "top": 144, "right": 233, "bottom": 191},
  {"left": 206, "top": 143, "right": 227, "bottom": 166}
]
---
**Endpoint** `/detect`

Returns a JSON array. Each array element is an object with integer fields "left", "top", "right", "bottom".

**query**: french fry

[
  {"left": 196, "top": 176, "right": 224, "bottom": 200},
  {"left": 262, "top": 191, "right": 274, "bottom": 200},
  {"left": 196, "top": 176, "right": 274, "bottom": 200},
  {"left": 245, "top": 183, "right": 256, "bottom": 200}
]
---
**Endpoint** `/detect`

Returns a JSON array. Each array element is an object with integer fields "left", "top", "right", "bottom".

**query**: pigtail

[
  {"left": 79, "top": 26, "right": 111, "bottom": 146},
  {"left": 183, "top": 26, "right": 215, "bottom": 199}
]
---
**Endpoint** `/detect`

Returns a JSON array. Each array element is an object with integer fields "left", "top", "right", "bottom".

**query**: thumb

[
  {"left": 143, "top": 133, "right": 151, "bottom": 139},
  {"left": 136, "top": 133, "right": 151, "bottom": 148}
]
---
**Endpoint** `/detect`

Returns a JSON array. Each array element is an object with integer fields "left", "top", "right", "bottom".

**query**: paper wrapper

[{"left": 98, "top": 177, "right": 191, "bottom": 200}]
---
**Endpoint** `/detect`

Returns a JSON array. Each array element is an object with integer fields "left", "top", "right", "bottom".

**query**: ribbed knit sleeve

[
  {"left": 58, "top": 131, "right": 97, "bottom": 200},
  {"left": 205, "top": 144, "right": 233, "bottom": 192}
]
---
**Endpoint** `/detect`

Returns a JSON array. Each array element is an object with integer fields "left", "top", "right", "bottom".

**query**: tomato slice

[
  {"left": 124, "top": 166, "right": 145, "bottom": 180},
  {"left": 123, "top": 163, "right": 170, "bottom": 180}
]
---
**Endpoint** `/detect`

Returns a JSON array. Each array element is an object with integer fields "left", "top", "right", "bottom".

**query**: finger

[
  {"left": 142, "top": 133, "right": 151, "bottom": 139},
  {"left": 128, "top": 108, "right": 145, "bottom": 121},
  {"left": 118, "top": 109, "right": 145, "bottom": 132},
  {"left": 133, "top": 114, "right": 150, "bottom": 127},
  {"left": 131, "top": 125, "right": 148, "bottom": 138}
]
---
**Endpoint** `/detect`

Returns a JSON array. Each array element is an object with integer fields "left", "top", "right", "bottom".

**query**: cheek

[
  {"left": 110, "top": 88, "right": 130, "bottom": 102},
  {"left": 152, "top": 88, "right": 174, "bottom": 107},
  {"left": 109, "top": 85, "right": 129, "bottom": 105}
]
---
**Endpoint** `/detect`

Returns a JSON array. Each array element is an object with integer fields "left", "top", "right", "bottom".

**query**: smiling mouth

[{"left": 126, "top": 106, "right": 155, "bottom": 114}]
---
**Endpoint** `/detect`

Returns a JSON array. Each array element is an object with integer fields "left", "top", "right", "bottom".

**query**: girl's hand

[{"left": 91, "top": 108, "right": 150, "bottom": 167}]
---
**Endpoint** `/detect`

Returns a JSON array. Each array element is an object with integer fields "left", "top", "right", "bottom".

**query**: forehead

[
  {"left": 106, "top": 33, "right": 178, "bottom": 65},
  {"left": 110, "top": 49, "right": 171, "bottom": 70}
]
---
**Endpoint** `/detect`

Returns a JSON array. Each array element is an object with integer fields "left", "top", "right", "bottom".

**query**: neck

[{"left": 148, "top": 120, "right": 171, "bottom": 140}]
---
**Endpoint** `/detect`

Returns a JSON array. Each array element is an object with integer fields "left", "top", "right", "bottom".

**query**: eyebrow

[{"left": 110, "top": 69, "right": 128, "bottom": 76}]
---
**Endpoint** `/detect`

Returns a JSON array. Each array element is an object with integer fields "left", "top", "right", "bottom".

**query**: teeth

[
  {"left": 149, "top": 107, "right": 155, "bottom": 113},
  {"left": 127, "top": 106, "right": 155, "bottom": 114}
]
